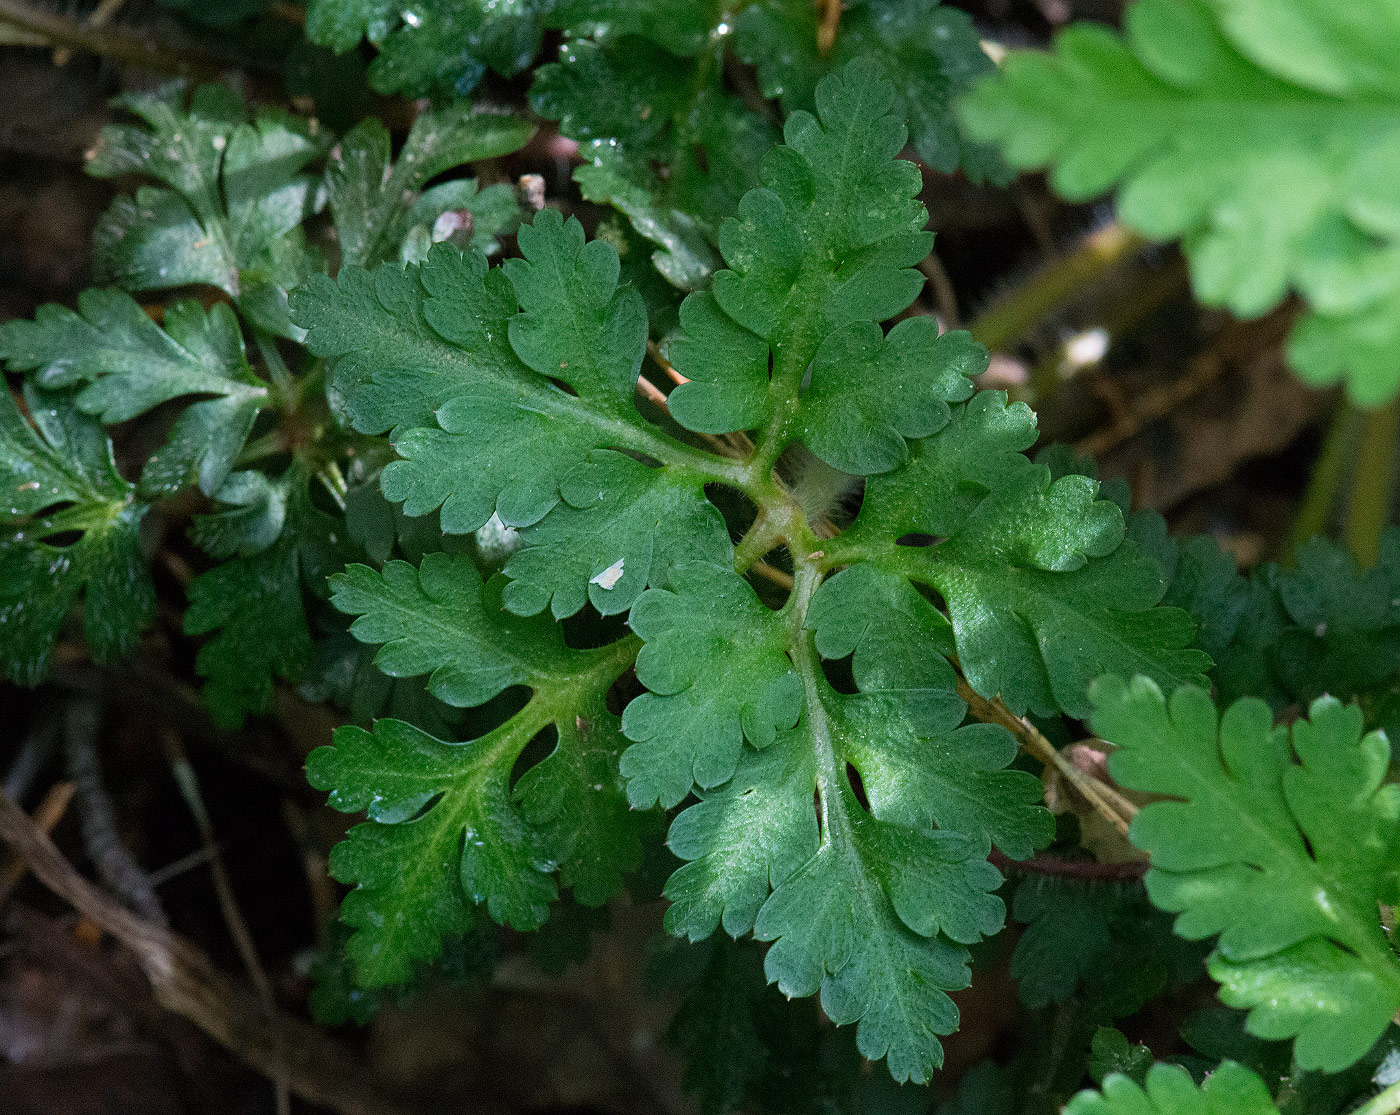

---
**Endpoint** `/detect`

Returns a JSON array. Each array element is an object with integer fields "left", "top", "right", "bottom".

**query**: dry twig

[
  {"left": 0, "top": 0, "right": 255, "bottom": 81},
  {"left": 955, "top": 677, "right": 1138, "bottom": 838},
  {"left": 0, "top": 780, "right": 75, "bottom": 907},
  {"left": 64, "top": 699, "right": 167, "bottom": 929},
  {"left": 0, "top": 788, "right": 422, "bottom": 1115}
]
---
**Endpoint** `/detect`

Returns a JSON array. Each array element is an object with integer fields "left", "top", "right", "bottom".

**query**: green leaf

[
  {"left": 833, "top": 686, "right": 1051, "bottom": 863},
  {"left": 808, "top": 562, "right": 957, "bottom": 688},
  {"left": 190, "top": 469, "right": 289, "bottom": 559},
  {"left": 709, "top": 59, "right": 930, "bottom": 382},
  {"left": 280, "top": 54, "right": 1248, "bottom": 1085},
  {"left": 1009, "top": 879, "right": 1115, "bottom": 1009},
  {"left": 585, "top": 64, "right": 1062, "bottom": 1081},
  {"left": 738, "top": 0, "right": 1006, "bottom": 182},
  {"left": 652, "top": 936, "right": 774, "bottom": 1115},
  {"left": 311, "top": 716, "right": 551, "bottom": 983},
  {"left": 1064, "top": 1061, "right": 1280, "bottom": 1115},
  {"left": 503, "top": 208, "right": 649, "bottom": 406},
  {"left": 1152, "top": 527, "right": 1400, "bottom": 720},
  {"left": 304, "top": 0, "right": 395, "bottom": 54},
  {"left": 1144, "top": 522, "right": 1253, "bottom": 664},
  {"left": 1209, "top": 939, "right": 1400, "bottom": 1073},
  {"left": 1274, "top": 531, "right": 1400, "bottom": 704},
  {"left": 959, "top": 0, "right": 1400, "bottom": 403},
  {"left": 310, "top": 580, "right": 642, "bottom": 983},
  {"left": 795, "top": 318, "right": 982, "bottom": 475},
  {"left": 502, "top": 450, "right": 731, "bottom": 619},
  {"left": 752, "top": 820, "right": 971, "bottom": 1084},
  {"left": 398, "top": 180, "right": 523, "bottom": 263},
  {"left": 306, "top": 0, "right": 550, "bottom": 98},
  {"left": 663, "top": 727, "right": 819, "bottom": 941},
  {"left": 294, "top": 217, "right": 730, "bottom": 618},
  {"left": 658, "top": 55, "right": 935, "bottom": 445},
  {"left": 644, "top": 568, "right": 1048, "bottom": 1080},
  {"left": 937, "top": 1062, "right": 1017, "bottom": 1115},
  {"left": 327, "top": 107, "right": 534, "bottom": 269},
  {"left": 297, "top": 222, "right": 647, "bottom": 520},
  {"left": 514, "top": 706, "right": 643, "bottom": 905},
  {"left": 621, "top": 563, "right": 802, "bottom": 809},
  {"left": 1091, "top": 677, "right": 1400, "bottom": 1071},
  {"left": 294, "top": 245, "right": 520, "bottom": 439},
  {"left": 1008, "top": 876, "right": 1196, "bottom": 1017},
  {"left": 843, "top": 392, "right": 1210, "bottom": 717},
  {"left": 329, "top": 551, "right": 587, "bottom": 707},
  {"left": 1088, "top": 1028, "right": 1153, "bottom": 1086},
  {"left": 0, "top": 385, "right": 154, "bottom": 684},
  {"left": 87, "top": 83, "right": 329, "bottom": 337},
  {"left": 548, "top": 0, "right": 727, "bottom": 56},
  {"left": 184, "top": 464, "right": 348, "bottom": 726},
  {"left": 0, "top": 291, "right": 265, "bottom": 496},
  {"left": 532, "top": 34, "right": 775, "bottom": 289},
  {"left": 661, "top": 291, "right": 771, "bottom": 433}
]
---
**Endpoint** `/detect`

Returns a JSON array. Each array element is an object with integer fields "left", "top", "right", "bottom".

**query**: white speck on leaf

[{"left": 591, "top": 558, "right": 625, "bottom": 590}]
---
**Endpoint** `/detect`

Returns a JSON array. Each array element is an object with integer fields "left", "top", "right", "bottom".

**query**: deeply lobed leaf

[
  {"left": 0, "top": 385, "right": 154, "bottom": 684},
  {"left": 738, "top": 0, "right": 1006, "bottom": 181},
  {"left": 286, "top": 57, "right": 1220, "bottom": 1085},
  {"left": 88, "top": 83, "right": 330, "bottom": 338},
  {"left": 313, "top": 552, "right": 644, "bottom": 982},
  {"left": 1091, "top": 677, "right": 1400, "bottom": 1070},
  {"left": 294, "top": 211, "right": 735, "bottom": 625},
  {"left": 327, "top": 107, "right": 534, "bottom": 270},
  {"left": 840, "top": 392, "right": 1210, "bottom": 717},
  {"left": 1, "top": 292, "right": 265, "bottom": 496},
  {"left": 184, "top": 463, "right": 351, "bottom": 726},
  {"left": 960, "top": 0, "right": 1400, "bottom": 404}
]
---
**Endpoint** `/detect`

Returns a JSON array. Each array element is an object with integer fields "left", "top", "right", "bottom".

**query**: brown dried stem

[
  {"left": 0, "top": 0, "right": 257, "bottom": 81},
  {"left": 955, "top": 676, "right": 1137, "bottom": 838},
  {"left": 0, "top": 788, "right": 422, "bottom": 1115},
  {"left": 0, "top": 780, "right": 75, "bottom": 907}
]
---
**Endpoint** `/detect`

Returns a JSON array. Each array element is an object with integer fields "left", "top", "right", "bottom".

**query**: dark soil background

[{"left": 0, "top": 2, "right": 1333, "bottom": 1112}]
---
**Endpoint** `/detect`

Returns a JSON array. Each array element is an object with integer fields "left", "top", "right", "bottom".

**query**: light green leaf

[
  {"left": 845, "top": 393, "right": 1209, "bottom": 717},
  {"left": 960, "top": 0, "right": 1400, "bottom": 403},
  {"left": 795, "top": 317, "right": 982, "bottom": 475},
  {"left": 502, "top": 451, "right": 731, "bottom": 618},
  {"left": 1091, "top": 677, "right": 1400, "bottom": 1070},
  {"left": 1064, "top": 1061, "right": 1280, "bottom": 1115}
]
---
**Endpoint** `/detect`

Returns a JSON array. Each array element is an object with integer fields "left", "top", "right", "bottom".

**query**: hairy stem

[
  {"left": 1345, "top": 398, "right": 1399, "bottom": 568},
  {"left": 1290, "top": 400, "right": 1357, "bottom": 558},
  {"left": 969, "top": 220, "right": 1146, "bottom": 353}
]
